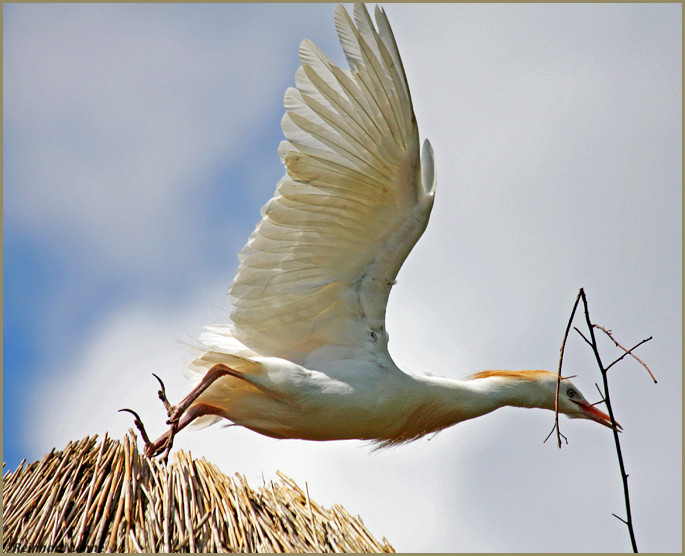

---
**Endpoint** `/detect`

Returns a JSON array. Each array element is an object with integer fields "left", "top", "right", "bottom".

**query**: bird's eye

[{"left": 567, "top": 388, "right": 576, "bottom": 398}]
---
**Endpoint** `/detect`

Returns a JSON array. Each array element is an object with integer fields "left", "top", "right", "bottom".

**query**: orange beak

[{"left": 572, "top": 399, "right": 622, "bottom": 431}]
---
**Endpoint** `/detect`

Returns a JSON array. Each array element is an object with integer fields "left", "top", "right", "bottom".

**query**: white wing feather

[{"left": 227, "top": 4, "right": 436, "bottom": 366}]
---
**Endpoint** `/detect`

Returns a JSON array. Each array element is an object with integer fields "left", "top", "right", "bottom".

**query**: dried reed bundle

[{"left": 2, "top": 431, "right": 394, "bottom": 553}]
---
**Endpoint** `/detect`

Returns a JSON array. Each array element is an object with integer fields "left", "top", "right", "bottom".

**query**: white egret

[{"left": 125, "top": 3, "right": 618, "bottom": 459}]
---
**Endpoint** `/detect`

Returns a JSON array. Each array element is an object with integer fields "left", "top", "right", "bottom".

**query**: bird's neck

[
  {"left": 408, "top": 372, "right": 551, "bottom": 428},
  {"left": 375, "top": 370, "right": 555, "bottom": 447}
]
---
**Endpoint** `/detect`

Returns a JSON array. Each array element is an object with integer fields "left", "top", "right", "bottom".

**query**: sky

[{"left": 3, "top": 3, "right": 681, "bottom": 552}]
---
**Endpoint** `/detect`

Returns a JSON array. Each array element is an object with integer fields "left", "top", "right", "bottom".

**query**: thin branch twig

[
  {"left": 593, "top": 326, "right": 656, "bottom": 382},
  {"left": 573, "top": 326, "right": 592, "bottom": 347},
  {"left": 550, "top": 289, "right": 583, "bottom": 448}
]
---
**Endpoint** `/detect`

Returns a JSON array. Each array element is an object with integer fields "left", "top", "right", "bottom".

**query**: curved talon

[
  {"left": 120, "top": 407, "right": 171, "bottom": 460},
  {"left": 152, "top": 372, "right": 165, "bottom": 392},
  {"left": 152, "top": 372, "right": 173, "bottom": 415},
  {"left": 119, "top": 407, "right": 141, "bottom": 420},
  {"left": 119, "top": 408, "right": 152, "bottom": 446}
]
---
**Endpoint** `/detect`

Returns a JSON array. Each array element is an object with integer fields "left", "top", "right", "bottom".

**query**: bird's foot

[
  {"left": 151, "top": 372, "right": 185, "bottom": 433},
  {"left": 148, "top": 426, "right": 177, "bottom": 462},
  {"left": 152, "top": 372, "right": 173, "bottom": 417},
  {"left": 119, "top": 373, "right": 179, "bottom": 462},
  {"left": 118, "top": 408, "right": 152, "bottom": 445},
  {"left": 120, "top": 366, "right": 236, "bottom": 462},
  {"left": 118, "top": 407, "right": 174, "bottom": 461}
]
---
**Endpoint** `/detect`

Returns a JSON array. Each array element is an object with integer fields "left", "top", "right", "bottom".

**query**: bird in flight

[{"left": 123, "top": 3, "right": 619, "bottom": 460}]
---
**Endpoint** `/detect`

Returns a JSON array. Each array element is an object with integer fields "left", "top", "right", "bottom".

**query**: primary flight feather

[{"left": 126, "top": 4, "right": 618, "bottom": 459}]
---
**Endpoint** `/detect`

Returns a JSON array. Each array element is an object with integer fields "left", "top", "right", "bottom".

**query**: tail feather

[
  {"left": 184, "top": 325, "right": 265, "bottom": 383},
  {"left": 180, "top": 326, "right": 269, "bottom": 432}
]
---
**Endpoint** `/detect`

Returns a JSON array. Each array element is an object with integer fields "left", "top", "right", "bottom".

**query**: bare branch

[
  {"left": 573, "top": 326, "right": 593, "bottom": 347},
  {"left": 553, "top": 290, "right": 583, "bottom": 448},
  {"left": 557, "top": 289, "right": 655, "bottom": 552},
  {"left": 613, "top": 513, "right": 629, "bottom": 526},
  {"left": 577, "top": 289, "right": 639, "bottom": 553},
  {"left": 544, "top": 425, "right": 567, "bottom": 445},
  {"left": 594, "top": 325, "right": 657, "bottom": 382},
  {"left": 591, "top": 383, "right": 606, "bottom": 407}
]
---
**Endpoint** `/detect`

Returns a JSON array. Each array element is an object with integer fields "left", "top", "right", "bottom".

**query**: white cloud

[{"left": 4, "top": 4, "right": 331, "bottom": 273}]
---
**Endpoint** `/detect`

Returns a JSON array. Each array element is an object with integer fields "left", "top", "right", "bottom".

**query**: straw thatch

[{"left": 2, "top": 431, "right": 394, "bottom": 553}]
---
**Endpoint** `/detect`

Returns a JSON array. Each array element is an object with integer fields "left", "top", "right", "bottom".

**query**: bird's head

[
  {"left": 554, "top": 375, "right": 621, "bottom": 431},
  {"left": 469, "top": 370, "right": 621, "bottom": 431}
]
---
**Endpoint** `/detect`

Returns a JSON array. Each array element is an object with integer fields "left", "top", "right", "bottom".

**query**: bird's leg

[
  {"left": 144, "top": 364, "right": 244, "bottom": 461},
  {"left": 164, "top": 364, "right": 241, "bottom": 424},
  {"left": 122, "top": 364, "right": 243, "bottom": 461},
  {"left": 145, "top": 402, "right": 227, "bottom": 462}
]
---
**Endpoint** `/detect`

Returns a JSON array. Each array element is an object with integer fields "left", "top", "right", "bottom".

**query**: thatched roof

[{"left": 2, "top": 431, "right": 394, "bottom": 553}]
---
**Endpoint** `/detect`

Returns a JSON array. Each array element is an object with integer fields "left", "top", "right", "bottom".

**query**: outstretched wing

[{"left": 228, "top": 4, "right": 436, "bottom": 366}]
